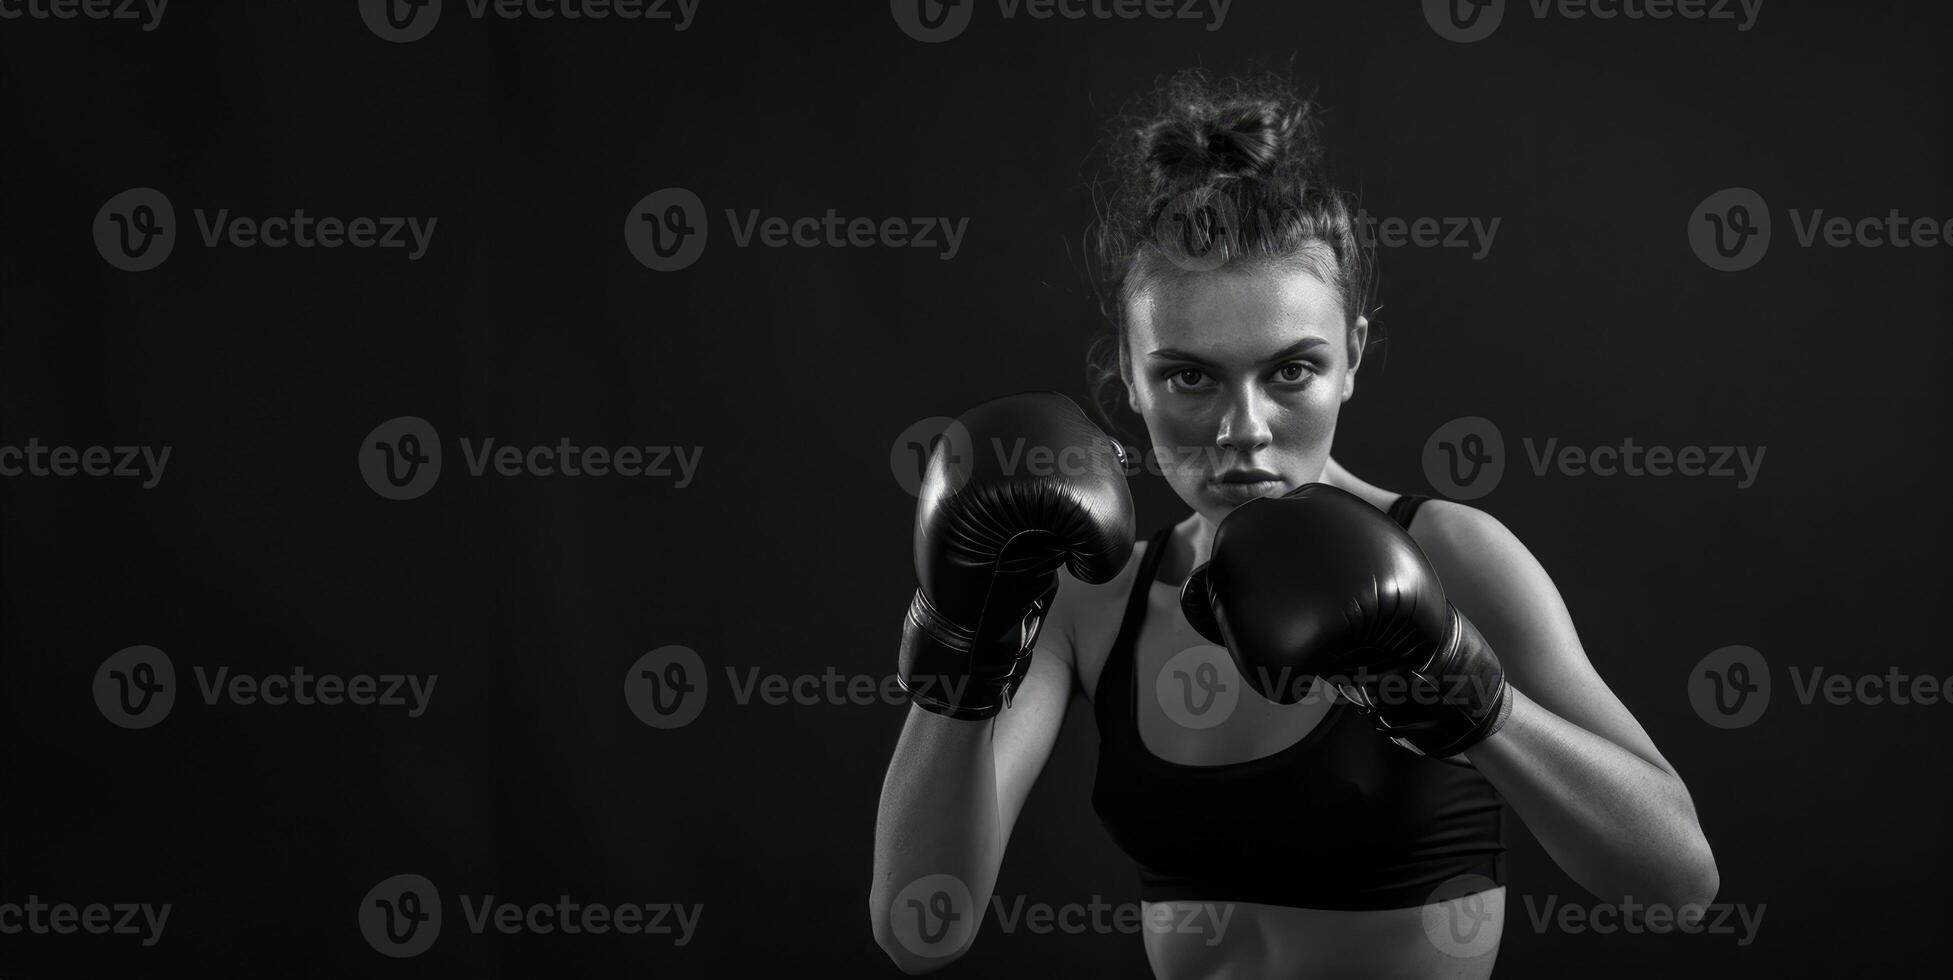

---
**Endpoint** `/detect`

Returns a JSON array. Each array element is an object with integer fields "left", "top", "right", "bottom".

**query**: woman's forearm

[
  {"left": 1465, "top": 687, "right": 1720, "bottom": 912},
  {"left": 869, "top": 706, "right": 1005, "bottom": 973}
]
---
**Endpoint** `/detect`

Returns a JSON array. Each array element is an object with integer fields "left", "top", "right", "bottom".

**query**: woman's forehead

[{"left": 1130, "top": 265, "right": 1345, "bottom": 354}]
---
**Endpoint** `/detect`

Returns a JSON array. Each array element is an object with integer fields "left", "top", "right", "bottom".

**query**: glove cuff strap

[
  {"left": 1374, "top": 607, "right": 1511, "bottom": 758},
  {"left": 897, "top": 590, "right": 1038, "bottom": 720},
  {"left": 906, "top": 588, "right": 974, "bottom": 653}
]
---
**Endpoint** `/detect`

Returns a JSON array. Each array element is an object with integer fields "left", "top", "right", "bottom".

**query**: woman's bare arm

[
  {"left": 869, "top": 577, "right": 1080, "bottom": 973},
  {"left": 1419, "top": 503, "right": 1721, "bottom": 913}
]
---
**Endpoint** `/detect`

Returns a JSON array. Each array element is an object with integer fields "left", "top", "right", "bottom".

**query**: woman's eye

[
  {"left": 1275, "top": 362, "right": 1315, "bottom": 383},
  {"left": 1168, "top": 368, "right": 1206, "bottom": 389}
]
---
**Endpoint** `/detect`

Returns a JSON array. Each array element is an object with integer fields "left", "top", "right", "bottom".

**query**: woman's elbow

[
  {"left": 1587, "top": 831, "right": 1719, "bottom": 914},
  {"left": 870, "top": 893, "right": 971, "bottom": 975},
  {"left": 1639, "top": 838, "right": 1720, "bottom": 914},
  {"left": 1675, "top": 845, "right": 1721, "bottom": 913}
]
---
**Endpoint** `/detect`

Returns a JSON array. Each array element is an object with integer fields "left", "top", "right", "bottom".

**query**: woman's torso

[{"left": 1064, "top": 486, "right": 1506, "bottom": 979}]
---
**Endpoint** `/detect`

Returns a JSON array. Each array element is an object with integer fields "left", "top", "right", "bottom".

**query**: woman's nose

[{"left": 1215, "top": 386, "right": 1274, "bottom": 453}]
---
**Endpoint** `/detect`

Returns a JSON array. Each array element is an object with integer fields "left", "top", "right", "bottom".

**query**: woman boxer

[{"left": 871, "top": 71, "right": 1717, "bottom": 978}]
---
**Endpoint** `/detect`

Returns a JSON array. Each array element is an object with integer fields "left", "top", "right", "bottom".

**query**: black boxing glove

[
  {"left": 1179, "top": 483, "right": 1512, "bottom": 758},
  {"left": 898, "top": 392, "right": 1135, "bottom": 720}
]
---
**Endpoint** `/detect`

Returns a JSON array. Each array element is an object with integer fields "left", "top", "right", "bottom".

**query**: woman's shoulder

[
  {"left": 1406, "top": 498, "right": 1521, "bottom": 557},
  {"left": 1397, "top": 496, "right": 1552, "bottom": 618},
  {"left": 1321, "top": 460, "right": 1529, "bottom": 575},
  {"left": 1321, "top": 459, "right": 1514, "bottom": 549}
]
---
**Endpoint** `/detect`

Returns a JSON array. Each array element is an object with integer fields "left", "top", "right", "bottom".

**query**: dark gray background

[{"left": 2, "top": 1, "right": 1948, "bottom": 976}]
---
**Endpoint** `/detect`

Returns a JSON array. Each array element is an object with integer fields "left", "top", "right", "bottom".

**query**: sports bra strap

[
  {"left": 1387, "top": 493, "right": 1430, "bottom": 530},
  {"left": 1113, "top": 527, "right": 1177, "bottom": 647}
]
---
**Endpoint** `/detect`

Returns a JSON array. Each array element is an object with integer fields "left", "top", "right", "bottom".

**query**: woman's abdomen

[{"left": 1141, "top": 890, "right": 1505, "bottom": 980}]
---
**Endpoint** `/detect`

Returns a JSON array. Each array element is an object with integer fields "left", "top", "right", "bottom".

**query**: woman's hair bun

[{"left": 1139, "top": 87, "right": 1323, "bottom": 190}]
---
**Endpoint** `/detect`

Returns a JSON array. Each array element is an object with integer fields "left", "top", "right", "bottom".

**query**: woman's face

[{"left": 1123, "top": 260, "right": 1367, "bottom": 527}]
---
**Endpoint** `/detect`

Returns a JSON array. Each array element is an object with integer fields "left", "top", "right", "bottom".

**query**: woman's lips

[{"left": 1206, "top": 479, "right": 1285, "bottom": 502}]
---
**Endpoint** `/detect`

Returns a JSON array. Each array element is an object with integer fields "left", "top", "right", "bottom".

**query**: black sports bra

[{"left": 1089, "top": 494, "right": 1506, "bottom": 911}]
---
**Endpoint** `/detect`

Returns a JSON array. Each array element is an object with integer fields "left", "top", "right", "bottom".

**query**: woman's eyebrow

[
  {"left": 1146, "top": 337, "right": 1330, "bottom": 368},
  {"left": 1145, "top": 348, "right": 1219, "bottom": 368}
]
